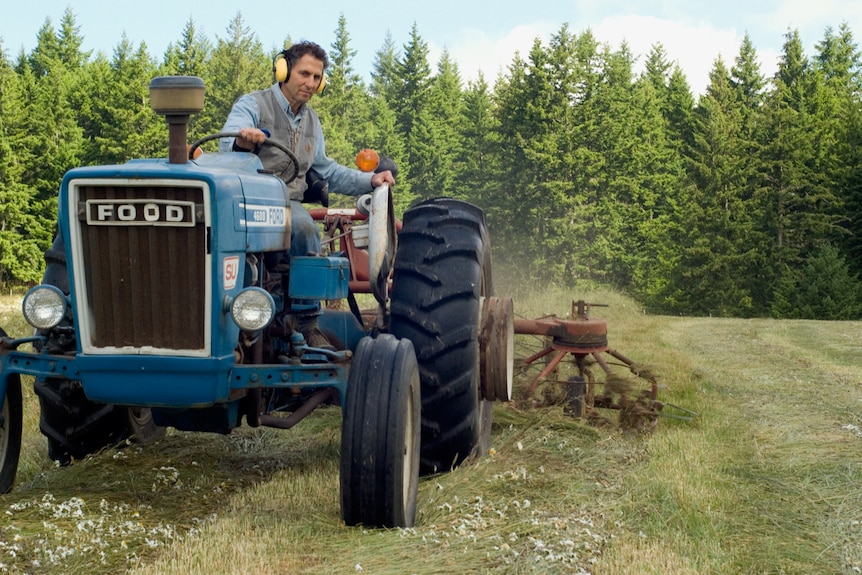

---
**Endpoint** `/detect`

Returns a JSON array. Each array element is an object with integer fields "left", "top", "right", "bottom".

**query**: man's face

[{"left": 282, "top": 53, "right": 325, "bottom": 109}]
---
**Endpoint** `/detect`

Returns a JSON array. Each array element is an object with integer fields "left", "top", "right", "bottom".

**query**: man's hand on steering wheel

[
  {"left": 234, "top": 127, "right": 269, "bottom": 152},
  {"left": 188, "top": 131, "right": 300, "bottom": 184}
]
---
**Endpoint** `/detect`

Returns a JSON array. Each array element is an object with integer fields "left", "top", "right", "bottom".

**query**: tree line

[{"left": 1, "top": 9, "right": 861, "bottom": 319}]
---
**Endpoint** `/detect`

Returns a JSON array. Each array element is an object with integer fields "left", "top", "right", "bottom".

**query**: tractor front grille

[{"left": 74, "top": 183, "right": 208, "bottom": 353}]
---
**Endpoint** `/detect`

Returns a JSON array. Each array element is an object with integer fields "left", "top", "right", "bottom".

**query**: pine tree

[
  {"left": 844, "top": 98, "right": 862, "bottom": 275},
  {"left": 20, "top": 29, "right": 85, "bottom": 231},
  {"left": 370, "top": 32, "right": 399, "bottom": 103},
  {"left": 57, "top": 8, "right": 90, "bottom": 68},
  {"left": 760, "top": 28, "right": 843, "bottom": 310},
  {"left": 491, "top": 48, "right": 533, "bottom": 258},
  {"left": 160, "top": 18, "right": 212, "bottom": 140},
  {"left": 584, "top": 40, "right": 646, "bottom": 287},
  {"left": 665, "top": 67, "right": 695, "bottom": 153},
  {"left": 460, "top": 73, "right": 500, "bottom": 213},
  {"left": 814, "top": 23, "right": 862, "bottom": 278},
  {"left": 771, "top": 243, "right": 862, "bottom": 319},
  {"left": 629, "top": 55, "right": 687, "bottom": 309},
  {"left": 492, "top": 34, "right": 564, "bottom": 279},
  {"left": 162, "top": 17, "right": 211, "bottom": 78},
  {"left": 368, "top": 33, "right": 412, "bottom": 213},
  {"left": 0, "top": 43, "right": 44, "bottom": 285},
  {"left": 198, "top": 13, "right": 269, "bottom": 140},
  {"left": 73, "top": 36, "right": 161, "bottom": 165},
  {"left": 314, "top": 13, "right": 366, "bottom": 169},
  {"left": 26, "top": 19, "right": 61, "bottom": 78},
  {"left": 729, "top": 34, "right": 773, "bottom": 313},
  {"left": 663, "top": 58, "right": 756, "bottom": 315},
  {"left": 426, "top": 49, "right": 465, "bottom": 198},
  {"left": 393, "top": 24, "right": 436, "bottom": 201}
]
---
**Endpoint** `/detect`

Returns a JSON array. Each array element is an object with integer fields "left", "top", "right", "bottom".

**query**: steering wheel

[{"left": 187, "top": 131, "right": 300, "bottom": 184}]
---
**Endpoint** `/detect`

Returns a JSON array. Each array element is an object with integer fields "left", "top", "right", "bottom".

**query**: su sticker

[{"left": 223, "top": 256, "right": 240, "bottom": 290}]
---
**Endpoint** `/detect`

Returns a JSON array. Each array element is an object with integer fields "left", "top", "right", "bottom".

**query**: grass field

[{"left": 0, "top": 284, "right": 860, "bottom": 574}]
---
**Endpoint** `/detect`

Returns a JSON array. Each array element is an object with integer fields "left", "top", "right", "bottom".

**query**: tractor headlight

[
  {"left": 22, "top": 285, "right": 67, "bottom": 330},
  {"left": 229, "top": 288, "right": 275, "bottom": 332}
]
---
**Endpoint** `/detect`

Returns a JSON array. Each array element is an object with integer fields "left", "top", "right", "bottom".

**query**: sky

[{"left": 3, "top": 1, "right": 862, "bottom": 96}]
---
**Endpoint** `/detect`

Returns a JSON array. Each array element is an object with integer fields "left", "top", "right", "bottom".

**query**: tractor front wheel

[
  {"left": 0, "top": 339, "right": 23, "bottom": 493},
  {"left": 340, "top": 334, "right": 421, "bottom": 528}
]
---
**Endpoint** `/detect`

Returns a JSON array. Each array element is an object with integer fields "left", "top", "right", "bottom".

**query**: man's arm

[
  {"left": 310, "top": 121, "right": 395, "bottom": 195},
  {"left": 310, "top": 121, "right": 372, "bottom": 196}
]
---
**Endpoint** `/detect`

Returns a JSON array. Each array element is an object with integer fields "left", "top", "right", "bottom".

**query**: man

[{"left": 220, "top": 40, "right": 395, "bottom": 349}]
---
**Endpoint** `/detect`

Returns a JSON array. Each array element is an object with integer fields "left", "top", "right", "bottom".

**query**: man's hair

[{"left": 284, "top": 41, "right": 329, "bottom": 71}]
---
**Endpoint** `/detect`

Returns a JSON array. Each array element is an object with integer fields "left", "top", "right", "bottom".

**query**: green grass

[{"left": 1, "top": 288, "right": 861, "bottom": 574}]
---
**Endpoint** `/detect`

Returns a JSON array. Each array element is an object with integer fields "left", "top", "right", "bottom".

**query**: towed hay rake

[{"left": 513, "top": 300, "right": 689, "bottom": 430}]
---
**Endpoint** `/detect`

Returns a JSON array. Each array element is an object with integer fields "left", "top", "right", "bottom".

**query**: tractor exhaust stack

[{"left": 148, "top": 76, "right": 205, "bottom": 164}]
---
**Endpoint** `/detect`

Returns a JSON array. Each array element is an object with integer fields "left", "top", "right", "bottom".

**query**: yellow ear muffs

[
  {"left": 273, "top": 52, "right": 290, "bottom": 83},
  {"left": 273, "top": 51, "right": 327, "bottom": 93}
]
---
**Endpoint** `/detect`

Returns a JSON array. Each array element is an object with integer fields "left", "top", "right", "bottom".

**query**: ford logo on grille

[{"left": 86, "top": 199, "right": 196, "bottom": 227}]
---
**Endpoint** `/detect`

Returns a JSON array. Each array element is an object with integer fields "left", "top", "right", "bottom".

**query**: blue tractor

[{"left": 0, "top": 77, "right": 513, "bottom": 528}]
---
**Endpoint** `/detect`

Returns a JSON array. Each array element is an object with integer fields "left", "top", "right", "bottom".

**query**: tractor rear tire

[
  {"left": 34, "top": 235, "right": 163, "bottom": 464},
  {"left": 390, "top": 198, "right": 494, "bottom": 475},
  {"left": 0, "top": 333, "right": 23, "bottom": 493},
  {"left": 34, "top": 379, "right": 133, "bottom": 464},
  {"left": 340, "top": 334, "right": 420, "bottom": 528}
]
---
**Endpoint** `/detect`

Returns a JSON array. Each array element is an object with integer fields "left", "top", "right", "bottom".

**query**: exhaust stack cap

[{"left": 149, "top": 76, "right": 205, "bottom": 116}]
